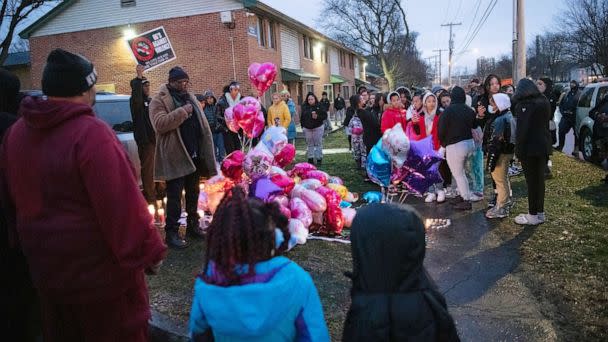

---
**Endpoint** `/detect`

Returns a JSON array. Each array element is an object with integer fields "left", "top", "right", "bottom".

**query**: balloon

[
  {"left": 198, "top": 191, "right": 209, "bottom": 212},
  {"left": 316, "top": 186, "right": 344, "bottom": 235},
  {"left": 342, "top": 208, "right": 357, "bottom": 228},
  {"left": 293, "top": 176, "right": 301, "bottom": 184},
  {"left": 312, "top": 211, "right": 324, "bottom": 225},
  {"left": 224, "top": 106, "right": 240, "bottom": 133},
  {"left": 362, "top": 191, "right": 382, "bottom": 203},
  {"left": 327, "top": 183, "right": 348, "bottom": 199},
  {"left": 248, "top": 63, "right": 261, "bottom": 85},
  {"left": 339, "top": 201, "right": 352, "bottom": 208},
  {"left": 207, "top": 192, "right": 225, "bottom": 214},
  {"left": 274, "top": 144, "right": 296, "bottom": 168},
  {"left": 328, "top": 176, "right": 344, "bottom": 185},
  {"left": 290, "top": 184, "right": 306, "bottom": 199},
  {"left": 270, "top": 173, "right": 295, "bottom": 195},
  {"left": 261, "top": 126, "right": 288, "bottom": 155},
  {"left": 290, "top": 197, "right": 313, "bottom": 227},
  {"left": 249, "top": 111, "right": 266, "bottom": 139},
  {"left": 221, "top": 150, "right": 245, "bottom": 181},
  {"left": 366, "top": 139, "right": 391, "bottom": 187},
  {"left": 205, "top": 175, "right": 234, "bottom": 194},
  {"left": 300, "top": 189, "right": 327, "bottom": 212},
  {"left": 288, "top": 162, "right": 316, "bottom": 178},
  {"left": 244, "top": 143, "right": 273, "bottom": 179},
  {"left": 269, "top": 166, "right": 287, "bottom": 176},
  {"left": 248, "top": 62, "right": 277, "bottom": 96},
  {"left": 288, "top": 218, "right": 308, "bottom": 245},
  {"left": 316, "top": 186, "right": 341, "bottom": 207},
  {"left": 344, "top": 192, "right": 358, "bottom": 203},
  {"left": 382, "top": 123, "right": 410, "bottom": 168},
  {"left": 279, "top": 205, "right": 291, "bottom": 219},
  {"left": 396, "top": 136, "right": 444, "bottom": 195},
  {"left": 302, "top": 170, "right": 329, "bottom": 185},
  {"left": 300, "top": 178, "right": 322, "bottom": 190},
  {"left": 249, "top": 176, "right": 283, "bottom": 202},
  {"left": 269, "top": 194, "right": 289, "bottom": 207}
]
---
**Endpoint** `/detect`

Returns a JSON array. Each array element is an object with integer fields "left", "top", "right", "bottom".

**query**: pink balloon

[
  {"left": 288, "top": 218, "right": 308, "bottom": 244},
  {"left": 303, "top": 170, "right": 329, "bottom": 185},
  {"left": 288, "top": 162, "right": 317, "bottom": 177},
  {"left": 312, "top": 211, "right": 324, "bottom": 225},
  {"left": 224, "top": 106, "right": 240, "bottom": 133},
  {"left": 270, "top": 173, "right": 295, "bottom": 195},
  {"left": 270, "top": 194, "right": 290, "bottom": 207},
  {"left": 249, "top": 111, "right": 265, "bottom": 139},
  {"left": 248, "top": 63, "right": 261, "bottom": 84},
  {"left": 290, "top": 197, "right": 313, "bottom": 228},
  {"left": 279, "top": 205, "right": 292, "bottom": 219},
  {"left": 300, "top": 189, "right": 327, "bottom": 212},
  {"left": 300, "top": 178, "right": 322, "bottom": 190},
  {"left": 269, "top": 166, "right": 287, "bottom": 176},
  {"left": 251, "top": 62, "right": 277, "bottom": 95},
  {"left": 221, "top": 150, "right": 245, "bottom": 181},
  {"left": 328, "top": 176, "right": 344, "bottom": 185},
  {"left": 290, "top": 184, "right": 306, "bottom": 199},
  {"left": 244, "top": 144, "right": 273, "bottom": 179},
  {"left": 198, "top": 191, "right": 209, "bottom": 212},
  {"left": 341, "top": 207, "right": 357, "bottom": 228},
  {"left": 325, "top": 205, "right": 344, "bottom": 234},
  {"left": 316, "top": 186, "right": 341, "bottom": 207},
  {"left": 274, "top": 144, "right": 296, "bottom": 168}
]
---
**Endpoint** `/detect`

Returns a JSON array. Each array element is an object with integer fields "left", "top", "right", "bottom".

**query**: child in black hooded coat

[{"left": 343, "top": 203, "right": 460, "bottom": 342}]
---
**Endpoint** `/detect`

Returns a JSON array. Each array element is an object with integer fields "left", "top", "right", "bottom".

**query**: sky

[{"left": 262, "top": 0, "right": 564, "bottom": 77}]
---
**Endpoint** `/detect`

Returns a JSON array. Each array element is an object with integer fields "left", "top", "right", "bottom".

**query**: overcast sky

[{"left": 262, "top": 0, "right": 564, "bottom": 76}]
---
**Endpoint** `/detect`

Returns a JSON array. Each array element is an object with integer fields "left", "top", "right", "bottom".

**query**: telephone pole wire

[
  {"left": 433, "top": 49, "right": 447, "bottom": 85},
  {"left": 441, "top": 22, "right": 462, "bottom": 86}
]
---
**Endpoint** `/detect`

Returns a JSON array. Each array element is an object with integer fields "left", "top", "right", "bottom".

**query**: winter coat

[
  {"left": 438, "top": 87, "right": 477, "bottom": 147},
  {"left": 559, "top": 87, "right": 581, "bottom": 116},
  {"left": 267, "top": 101, "right": 291, "bottom": 129},
  {"left": 0, "top": 96, "right": 167, "bottom": 305},
  {"left": 343, "top": 204, "right": 459, "bottom": 342},
  {"left": 301, "top": 103, "right": 327, "bottom": 129},
  {"left": 203, "top": 98, "right": 222, "bottom": 133},
  {"left": 189, "top": 256, "right": 330, "bottom": 342},
  {"left": 320, "top": 98, "right": 331, "bottom": 112},
  {"left": 407, "top": 93, "right": 441, "bottom": 150},
  {"left": 286, "top": 99, "right": 297, "bottom": 140},
  {"left": 513, "top": 93, "right": 553, "bottom": 159},
  {"left": 359, "top": 108, "right": 382, "bottom": 154},
  {"left": 130, "top": 77, "right": 155, "bottom": 146},
  {"left": 149, "top": 84, "right": 217, "bottom": 181},
  {"left": 335, "top": 96, "right": 346, "bottom": 110},
  {"left": 487, "top": 109, "right": 516, "bottom": 155},
  {"left": 589, "top": 96, "right": 608, "bottom": 138},
  {"left": 381, "top": 106, "right": 408, "bottom": 133}
]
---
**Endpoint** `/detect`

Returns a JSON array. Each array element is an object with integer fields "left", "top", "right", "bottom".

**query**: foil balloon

[
  {"left": 248, "top": 62, "right": 277, "bottom": 96},
  {"left": 290, "top": 184, "right": 306, "bottom": 199},
  {"left": 274, "top": 144, "right": 296, "bottom": 168},
  {"left": 316, "top": 186, "right": 344, "bottom": 235},
  {"left": 382, "top": 123, "right": 410, "bottom": 168},
  {"left": 288, "top": 162, "right": 316, "bottom": 178},
  {"left": 302, "top": 170, "right": 329, "bottom": 185},
  {"left": 261, "top": 126, "right": 288, "bottom": 155},
  {"left": 248, "top": 63, "right": 261, "bottom": 85},
  {"left": 270, "top": 173, "right": 295, "bottom": 195},
  {"left": 288, "top": 218, "right": 308, "bottom": 245},
  {"left": 344, "top": 192, "right": 358, "bottom": 203},
  {"left": 269, "top": 166, "right": 287, "bottom": 176},
  {"left": 339, "top": 200, "right": 352, "bottom": 208},
  {"left": 327, "top": 176, "right": 344, "bottom": 185},
  {"left": 312, "top": 211, "right": 324, "bottom": 225},
  {"left": 243, "top": 143, "right": 273, "bottom": 179},
  {"left": 300, "top": 189, "right": 327, "bottom": 212},
  {"left": 279, "top": 205, "right": 291, "bottom": 219},
  {"left": 398, "top": 136, "right": 443, "bottom": 195},
  {"left": 362, "top": 191, "right": 382, "bottom": 203},
  {"left": 341, "top": 207, "right": 357, "bottom": 228},
  {"left": 198, "top": 191, "right": 209, "bottom": 212},
  {"left": 249, "top": 111, "right": 266, "bottom": 139},
  {"left": 269, "top": 194, "right": 290, "bottom": 207},
  {"left": 224, "top": 106, "right": 240, "bottom": 133},
  {"left": 250, "top": 176, "right": 283, "bottom": 202},
  {"left": 327, "top": 183, "right": 348, "bottom": 199},
  {"left": 289, "top": 197, "right": 313, "bottom": 227},
  {"left": 300, "top": 178, "right": 322, "bottom": 190},
  {"left": 221, "top": 150, "right": 245, "bottom": 181},
  {"left": 366, "top": 140, "right": 391, "bottom": 187}
]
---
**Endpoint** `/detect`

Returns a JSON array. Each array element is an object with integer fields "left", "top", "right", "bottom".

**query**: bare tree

[
  {"left": 561, "top": 0, "right": 608, "bottom": 76},
  {"left": 0, "top": 0, "right": 52, "bottom": 65},
  {"left": 320, "top": 0, "right": 409, "bottom": 89}
]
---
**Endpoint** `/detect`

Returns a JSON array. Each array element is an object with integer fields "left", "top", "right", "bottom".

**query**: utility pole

[
  {"left": 441, "top": 22, "right": 462, "bottom": 86},
  {"left": 433, "top": 49, "right": 447, "bottom": 85},
  {"left": 512, "top": 0, "right": 526, "bottom": 82}
]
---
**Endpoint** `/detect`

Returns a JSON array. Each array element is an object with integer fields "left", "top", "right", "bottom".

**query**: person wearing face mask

[
  {"left": 406, "top": 91, "right": 424, "bottom": 122},
  {"left": 557, "top": 80, "right": 581, "bottom": 155}
]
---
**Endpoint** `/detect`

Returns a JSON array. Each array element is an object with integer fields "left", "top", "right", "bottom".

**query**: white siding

[
  {"left": 329, "top": 47, "right": 339, "bottom": 75},
  {"left": 354, "top": 58, "right": 360, "bottom": 78},
  {"left": 32, "top": 0, "right": 243, "bottom": 37},
  {"left": 280, "top": 26, "right": 300, "bottom": 69}
]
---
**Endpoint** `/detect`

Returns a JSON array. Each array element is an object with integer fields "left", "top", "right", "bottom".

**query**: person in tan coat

[{"left": 149, "top": 66, "right": 217, "bottom": 249}]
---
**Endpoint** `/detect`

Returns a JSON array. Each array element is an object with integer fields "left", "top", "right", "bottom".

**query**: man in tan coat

[{"left": 150, "top": 66, "right": 217, "bottom": 249}]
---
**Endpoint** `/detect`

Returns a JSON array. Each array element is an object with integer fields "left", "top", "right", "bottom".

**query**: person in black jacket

[
  {"left": 216, "top": 82, "right": 242, "bottom": 154},
  {"left": 343, "top": 203, "right": 460, "bottom": 342},
  {"left": 130, "top": 64, "right": 157, "bottom": 204},
  {"left": 334, "top": 93, "right": 346, "bottom": 125},
  {"left": 557, "top": 80, "right": 581, "bottom": 153},
  {"left": 438, "top": 86, "right": 478, "bottom": 210},
  {"left": 197, "top": 91, "right": 225, "bottom": 162},
  {"left": 359, "top": 103, "right": 382, "bottom": 155},
  {"left": 512, "top": 78, "right": 553, "bottom": 226},
  {"left": 301, "top": 92, "right": 327, "bottom": 165}
]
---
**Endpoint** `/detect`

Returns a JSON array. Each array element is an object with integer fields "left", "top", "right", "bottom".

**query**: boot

[
  {"left": 165, "top": 228, "right": 188, "bottom": 249},
  {"left": 186, "top": 218, "right": 205, "bottom": 239},
  {"left": 316, "top": 159, "right": 322, "bottom": 166},
  {"left": 308, "top": 158, "right": 315, "bottom": 165}
]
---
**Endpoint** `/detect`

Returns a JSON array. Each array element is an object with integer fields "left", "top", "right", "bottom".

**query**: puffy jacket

[
  {"left": 514, "top": 95, "right": 553, "bottom": 158},
  {"left": 301, "top": 103, "right": 327, "bottom": 129},
  {"left": 381, "top": 106, "right": 408, "bottom": 133},
  {"left": 267, "top": 101, "right": 292, "bottom": 129},
  {"left": 438, "top": 87, "right": 477, "bottom": 147}
]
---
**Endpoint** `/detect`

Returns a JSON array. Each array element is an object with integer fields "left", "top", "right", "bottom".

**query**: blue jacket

[
  {"left": 286, "top": 99, "right": 297, "bottom": 140},
  {"left": 189, "top": 256, "right": 330, "bottom": 342}
]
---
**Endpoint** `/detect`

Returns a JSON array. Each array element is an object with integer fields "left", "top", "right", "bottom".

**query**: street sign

[{"left": 127, "top": 26, "right": 176, "bottom": 71}]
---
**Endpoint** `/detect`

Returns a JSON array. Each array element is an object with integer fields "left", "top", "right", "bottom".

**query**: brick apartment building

[{"left": 20, "top": 0, "right": 369, "bottom": 108}]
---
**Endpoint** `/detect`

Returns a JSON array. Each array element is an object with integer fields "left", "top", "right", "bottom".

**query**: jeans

[
  {"left": 558, "top": 114, "right": 576, "bottom": 151},
  {"left": 491, "top": 153, "right": 513, "bottom": 208},
  {"left": 335, "top": 108, "right": 345, "bottom": 124},
  {"left": 446, "top": 139, "right": 475, "bottom": 201},
  {"left": 304, "top": 126, "right": 324, "bottom": 160},
  {"left": 212, "top": 132, "right": 225, "bottom": 162},
  {"left": 466, "top": 145, "right": 485, "bottom": 194},
  {"left": 165, "top": 168, "right": 200, "bottom": 231},
  {"left": 520, "top": 155, "right": 547, "bottom": 215}
]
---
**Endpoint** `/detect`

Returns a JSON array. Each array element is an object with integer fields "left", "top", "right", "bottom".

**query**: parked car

[{"left": 575, "top": 81, "right": 608, "bottom": 162}]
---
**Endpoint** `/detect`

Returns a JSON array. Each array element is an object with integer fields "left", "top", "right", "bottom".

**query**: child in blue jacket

[{"left": 189, "top": 186, "right": 330, "bottom": 342}]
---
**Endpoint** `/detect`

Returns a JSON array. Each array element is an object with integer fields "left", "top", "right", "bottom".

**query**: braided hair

[{"left": 201, "top": 186, "right": 290, "bottom": 286}]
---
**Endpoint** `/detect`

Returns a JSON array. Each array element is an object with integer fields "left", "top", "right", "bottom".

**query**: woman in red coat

[{"left": 380, "top": 92, "right": 407, "bottom": 134}]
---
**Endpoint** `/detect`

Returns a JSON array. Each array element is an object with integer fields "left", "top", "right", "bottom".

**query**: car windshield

[{"left": 93, "top": 100, "right": 133, "bottom": 132}]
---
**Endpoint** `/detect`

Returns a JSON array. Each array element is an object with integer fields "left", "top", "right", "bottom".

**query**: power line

[
  {"left": 441, "top": 22, "right": 462, "bottom": 85},
  {"left": 457, "top": 0, "right": 498, "bottom": 55},
  {"left": 460, "top": 0, "right": 483, "bottom": 48}
]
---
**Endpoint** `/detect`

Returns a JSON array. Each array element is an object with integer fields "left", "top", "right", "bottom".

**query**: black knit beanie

[
  {"left": 168, "top": 66, "right": 189, "bottom": 82},
  {"left": 42, "top": 49, "right": 97, "bottom": 97}
]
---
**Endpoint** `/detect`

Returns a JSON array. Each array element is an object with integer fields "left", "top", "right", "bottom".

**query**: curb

[{"left": 149, "top": 309, "right": 189, "bottom": 342}]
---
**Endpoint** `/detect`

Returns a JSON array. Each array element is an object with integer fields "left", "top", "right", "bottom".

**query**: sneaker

[
  {"left": 514, "top": 213, "right": 544, "bottom": 225},
  {"left": 445, "top": 188, "right": 459, "bottom": 199},
  {"left": 425, "top": 193, "right": 437, "bottom": 203},
  {"left": 308, "top": 158, "right": 315, "bottom": 165},
  {"left": 469, "top": 193, "right": 483, "bottom": 202},
  {"left": 487, "top": 194, "right": 497, "bottom": 208},
  {"left": 436, "top": 189, "right": 446, "bottom": 203},
  {"left": 508, "top": 166, "right": 522, "bottom": 177},
  {"left": 486, "top": 206, "right": 508, "bottom": 219},
  {"left": 537, "top": 212, "right": 546, "bottom": 223},
  {"left": 453, "top": 201, "right": 472, "bottom": 210}
]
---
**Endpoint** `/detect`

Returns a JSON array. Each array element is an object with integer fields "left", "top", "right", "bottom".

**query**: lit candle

[
  {"left": 148, "top": 204, "right": 155, "bottom": 217},
  {"left": 163, "top": 197, "right": 167, "bottom": 205},
  {"left": 157, "top": 208, "right": 165, "bottom": 225}
]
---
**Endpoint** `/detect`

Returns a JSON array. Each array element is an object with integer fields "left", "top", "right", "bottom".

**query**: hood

[
  {"left": 194, "top": 256, "right": 306, "bottom": 337},
  {"left": 349, "top": 203, "right": 426, "bottom": 292},
  {"left": 422, "top": 92, "right": 438, "bottom": 116},
  {"left": 450, "top": 86, "right": 466, "bottom": 104},
  {"left": 513, "top": 78, "right": 541, "bottom": 103},
  {"left": 493, "top": 93, "right": 511, "bottom": 111},
  {"left": 19, "top": 96, "right": 94, "bottom": 130}
]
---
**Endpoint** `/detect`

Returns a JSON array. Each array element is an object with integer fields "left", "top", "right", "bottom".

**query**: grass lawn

[{"left": 147, "top": 131, "right": 608, "bottom": 340}]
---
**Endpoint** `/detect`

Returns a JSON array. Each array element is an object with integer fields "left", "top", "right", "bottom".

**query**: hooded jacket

[
  {"left": 0, "top": 96, "right": 167, "bottom": 304},
  {"left": 149, "top": 84, "right": 217, "bottom": 181},
  {"left": 301, "top": 102, "right": 327, "bottom": 129},
  {"left": 189, "top": 256, "right": 330, "bottom": 341},
  {"left": 559, "top": 82, "right": 581, "bottom": 116},
  {"left": 359, "top": 107, "right": 382, "bottom": 153},
  {"left": 130, "top": 77, "right": 155, "bottom": 146},
  {"left": 267, "top": 101, "right": 292, "bottom": 129},
  {"left": 343, "top": 204, "right": 459, "bottom": 342},
  {"left": 381, "top": 105, "right": 408, "bottom": 133},
  {"left": 512, "top": 79, "right": 553, "bottom": 159},
  {"left": 407, "top": 93, "right": 441, "bottom": 150},
  {"left": 438, "top": 87, "right": 477, "bottom": 147}
]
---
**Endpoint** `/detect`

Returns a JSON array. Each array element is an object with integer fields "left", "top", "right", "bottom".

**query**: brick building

[{"left": 20, "top": 0, "right": 367, "bottom": 108}]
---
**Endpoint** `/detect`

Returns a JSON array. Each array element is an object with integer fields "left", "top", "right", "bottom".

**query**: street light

[{"left": 123, "top": 25, "right": 136, "bottom": 40}]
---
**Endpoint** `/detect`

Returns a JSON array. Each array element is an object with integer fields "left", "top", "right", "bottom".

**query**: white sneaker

[
  {"left": 514, "top": 213, "right": 544, "bottom": 225},
  {"left": 445, "top": 188, "right": 458, "bottom": 199},
  {"left": 425, "top": 193, "right": 436, "bottom": 203},
  {"left": 537, "top": 212, "right": 546, "bottom": 223},
  {"left": 469, "top": 193, "right": 483, "bottom": 202},
  {"left": 436, "top": 189, "right": 446, "bottom": 203}
]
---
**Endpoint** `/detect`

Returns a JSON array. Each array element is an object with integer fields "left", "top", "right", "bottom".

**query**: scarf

[{"left": 225, "top": 92, "right": 241, "bottom": 108}]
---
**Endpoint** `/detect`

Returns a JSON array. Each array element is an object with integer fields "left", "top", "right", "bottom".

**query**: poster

[{"left": 127, "top": 26, "right": 176, "bottom": 71}]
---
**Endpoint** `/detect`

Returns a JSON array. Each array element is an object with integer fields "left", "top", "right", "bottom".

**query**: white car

[{"left": 575, "top": 82, "right": 608, "bottom": 162}]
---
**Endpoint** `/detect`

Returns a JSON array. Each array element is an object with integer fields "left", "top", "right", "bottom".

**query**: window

[
  {"left": 320, "top": 45, "right": 327, "bottom": 63},
  {"left": 120, "top": 0, "right": 136, "bottom": 7},
  {"left": 339, "top": 50, "right": 346, "bottom": 67},
  {"left": 349, "top": 54, "right": 354, "bottom": 69},
  {"left": 597, "top": 86, "right": 608, "bottom": 104},
  {"left": 303, "top": 35, "right": 313, "bottom": 60},
  {"left": 306, "top": 84, "right": 314, "bottom": 95},
  {"left": 578, "top": 87, "right": 594, "bottom": 108},
  {"left": 257, "top": 17, "right": 267, "bottom": 47},
  {"left": 94, "top": 100, "right": 133, "bottom": 132},
  {"left": 267, "top": 20, "right": 276, "bottom": 49},
  {"left": 351, "top": 86, "right": 356, "bottom": 96},
  {"left": 323, "top": 84, "right": 334, "bottom": 104},
  {"left": 342, "top": 85, "right": 350, "bottom": 99}
]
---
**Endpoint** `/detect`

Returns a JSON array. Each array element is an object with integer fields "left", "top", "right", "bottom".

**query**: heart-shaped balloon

[
  {"left": 270, "top": 173, "right": 295, "bottom": 195},
  {"left": 248, "top": 62, "right": 277, "bottom": 96},
  {"left": 221, "top": 150, "right": 245, "bottom": 181},
  {"left": 224, "top": 106, "right": 240, "bottom": 133},
  {"left": 248, "top": 63, "right": 261, "bottom": 84},
  {"left": 274, "top": 144, "right": 296, "bottom": 168}
]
